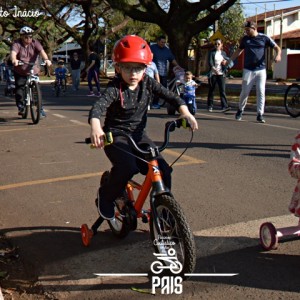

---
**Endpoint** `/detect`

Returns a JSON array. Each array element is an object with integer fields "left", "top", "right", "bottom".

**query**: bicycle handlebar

[
  {"left": 85, "top": 118, "right": 191, "bottom": 156},
  {"left": 18, "top": 61, "right": 47, "bottom": 66}
]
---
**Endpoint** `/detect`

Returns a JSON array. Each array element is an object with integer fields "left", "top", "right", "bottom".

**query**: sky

[{"left": 242, "top": 0, "right": 300, "bottom": 17}]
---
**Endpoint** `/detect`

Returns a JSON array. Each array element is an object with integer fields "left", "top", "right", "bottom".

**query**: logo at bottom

[{"left": 150, "top": 245, "right": 183, "bottom": 294}]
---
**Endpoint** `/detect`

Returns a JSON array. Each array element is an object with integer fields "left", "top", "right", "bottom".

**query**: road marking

[
  {"left": 70, "top": 119, "right": 88, "bottom": 126},
  {"left": 0, "top": 151, "right": 204, "bottom": 191},
  {"left": 193, "top": 214, "right": 298, "bottom": 256},
  {"left": 52, "top": 114, "right": 66, "bottom": 118},
  {"left": 0, "top": 172, "right": 103, "bottom": 191},
  {"left": 164, "top": 149, "right": 205, "bottom": 165}
]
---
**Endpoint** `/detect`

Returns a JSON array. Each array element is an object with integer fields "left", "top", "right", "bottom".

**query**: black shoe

[
  {"left": 257, "top": 114, "right": 265, "bottom": 123},
  {"left": 235, "top": 109, "right": 243, "bottom": 121},
  {"left": 96, "top": 190, "right": 115, "bottom": 220}
]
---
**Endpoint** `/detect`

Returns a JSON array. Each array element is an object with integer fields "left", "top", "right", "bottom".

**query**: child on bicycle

[
  {"left": 288, "top": 132, "right": 300, "bottom": 216},
  {"left": 54, "top": 60, "right": 68, "bottom": 92},
  {"left": 182, "top": 71, "right": 198, "bottom": 115},
  {"left": 89, "top": 35, "right": 198, "bottom": 220}
]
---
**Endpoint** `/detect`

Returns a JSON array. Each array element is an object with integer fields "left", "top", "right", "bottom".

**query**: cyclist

[
  {"left": 10, "top": 26, "right": 52, "bottom": 117},
  {"left": 54, "top": 60, "right": 68, "bottom": 93},
  {"left": 89, "top": 35, "right": 198, "bottom": 220}
]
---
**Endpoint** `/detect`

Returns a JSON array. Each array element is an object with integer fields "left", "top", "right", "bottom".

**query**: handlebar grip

[
  {"left": 85, "top": 132, "right": 113, "bottom": 148},
  {"left": 176, "top": 118, "right": 191, "bottom": 129}
]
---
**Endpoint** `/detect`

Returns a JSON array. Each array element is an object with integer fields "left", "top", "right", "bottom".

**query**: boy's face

[
  {"left": 185, "top": 74, "right": 192, "bottom": 81},
  {"left": 117, "top": 63, "right": 146, "bottom": 87}
]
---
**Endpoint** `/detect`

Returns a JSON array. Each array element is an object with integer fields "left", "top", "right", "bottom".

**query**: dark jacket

[{"left": 89, "top": 75, "right": 185, "bottom": 138}]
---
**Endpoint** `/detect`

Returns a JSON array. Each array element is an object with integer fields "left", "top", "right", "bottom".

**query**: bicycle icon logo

[{"left": 150, "top": 248, "right": 183, "bottom": 275}]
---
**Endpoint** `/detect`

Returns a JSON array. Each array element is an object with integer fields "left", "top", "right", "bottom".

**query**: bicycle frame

[
  {"left": 126, "top": 158, "right": 170, "bottom": 219},
  {"left": 19, "top": 61, "right": 42, "bottom": 124}
]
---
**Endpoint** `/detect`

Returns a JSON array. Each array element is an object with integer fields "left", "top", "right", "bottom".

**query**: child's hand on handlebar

[
  {"left": 178, "top": 105, "right": 198, "bottom": 131},
  {"left": 90, "top": 118, "right": 106, "bottom": 149}
]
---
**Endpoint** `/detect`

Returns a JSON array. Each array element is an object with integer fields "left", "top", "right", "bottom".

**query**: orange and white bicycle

[{"left": 81, "top": 118, "right": 196, "bottom": 278}]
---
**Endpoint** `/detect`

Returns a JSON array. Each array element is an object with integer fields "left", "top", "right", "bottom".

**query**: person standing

[
  {"left": 70, "top": 52, "right": 81, "bottom": 91},
  {"left": 150, "top": 36, "right": 180, "bottom": 108},
  {"left": 86, "top": 46, "right": 101, "bottom": 97},
  {"left": 207, "top": 39, "right": 231, "bottom": 113},
  {"left": 228, "top": 21, "right": 281, "bottom": 123},
  {"left": 10, "top": 26, "right": 52, "bottom": 116}
]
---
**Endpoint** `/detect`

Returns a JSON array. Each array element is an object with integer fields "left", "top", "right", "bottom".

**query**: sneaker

[
  {"left": 96, "top": 92, "right": 101, "bottom": 97},
  {"left": 40, "top": 108, "right": 47, "bottom": 117},
  {"left": 151, "top": 104, "right": 160, "bottom": 109},
  {"left": 87, "top": 91, "right": 95, "bottom": 96},
  {"left": 221, "top": 106, "right": 231, "bottom": 113},
  {"left": 96, "top": 190, "right": 115, "bottom": 220},
  {"left": 235, "top": 109, "right": 243, "bottom": 121},
  {"left": 208, "top": 107, "right": 213, "bottom": 112},
  {"left": 257, "top": 114, "right": 265, "bottom": 123},
  {"left": 289, "top": 197, "right": 298, "bottom": 214}
]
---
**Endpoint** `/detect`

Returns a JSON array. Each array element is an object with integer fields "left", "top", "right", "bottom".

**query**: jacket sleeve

[{"left": 88, "top": 82, "right": 118, "bottom": 122}]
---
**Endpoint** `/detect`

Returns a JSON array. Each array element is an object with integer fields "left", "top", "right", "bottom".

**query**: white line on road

[
  {"left": 52, "top": 114, "right": 67, "bottom": 118},
  {"left": 70, "top": 119, "right": 88, "bottom": 126}
]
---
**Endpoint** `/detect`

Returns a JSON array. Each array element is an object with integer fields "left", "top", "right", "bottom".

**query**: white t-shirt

[{"left": 213, "top": 50, "right": 224, "bottom": 75}]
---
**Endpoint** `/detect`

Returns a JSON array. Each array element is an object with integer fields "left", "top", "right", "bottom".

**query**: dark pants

[
  {"left": 99, "top": 133, "right": 172, "bottom": 204},
  {"left": 207, "top": 75, "right": 228, "bottom": 109},
  {"left": 88, "top": 68, "right": 100, "bottom": 92},
  {"left": 152, "top": 75, "right": 168, "bottom": 105},
  {"left": 14, "top": 72, "right": 27, "bottom": 108}
]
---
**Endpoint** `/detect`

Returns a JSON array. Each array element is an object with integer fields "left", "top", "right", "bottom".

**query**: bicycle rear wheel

[
  {"left": 150, "top": 194, "right": 196, "bottom": 279},
  {"left": 284, "top": 84, "right": 300, "bottom": 118},
  {"left": 30, "top": 81, "right": 42, "bottom": 124}
]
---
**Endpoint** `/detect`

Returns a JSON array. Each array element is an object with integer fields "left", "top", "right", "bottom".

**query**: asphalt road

[{"left": 1, "top": 83, "right": 300, "bottom": 299}]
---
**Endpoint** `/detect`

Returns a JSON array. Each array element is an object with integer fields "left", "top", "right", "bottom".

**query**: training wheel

[
  {"left": 259, "top": 222, "right": 278, "bottom": 250},
  {"left": 81, "top": 224, "right": 93, "bottom": 247}
]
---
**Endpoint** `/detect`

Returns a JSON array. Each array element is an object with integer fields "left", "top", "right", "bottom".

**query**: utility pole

[{"left": 279, "top": 10, "right": 283, "bottom": 49}]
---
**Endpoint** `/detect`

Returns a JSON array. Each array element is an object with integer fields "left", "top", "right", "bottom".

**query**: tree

[
  {"left": 106, "top": 0, "right": 239, "bottom": 68},
  {"left": 218, "top": 0, "right": 244, "bottom": 47}
]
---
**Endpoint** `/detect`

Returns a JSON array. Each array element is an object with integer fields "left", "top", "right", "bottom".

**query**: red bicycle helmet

[{"left": 113, "top": 35, "right": 153, "bottom": 65}]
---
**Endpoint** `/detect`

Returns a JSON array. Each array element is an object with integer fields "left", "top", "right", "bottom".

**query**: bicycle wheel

[
  {"left": 149, "top": 194, "right": 196, "bottom": 279},
  {"left": 29, "top": 81, "right": 42, "bottom": 124},
  {"left": 284, "top": 84, "right": 300, "bottom": 118}
]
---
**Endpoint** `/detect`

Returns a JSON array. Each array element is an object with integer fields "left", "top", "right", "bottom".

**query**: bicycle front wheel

[
  {"left": 284, "top": 84, "right": 300, "bottom": 118},
  {"left": 150, "top": 195, "right": 196, "bottom": 279},
  {"left": 30, "top": 81, "right": 42, "bottom": 124}
]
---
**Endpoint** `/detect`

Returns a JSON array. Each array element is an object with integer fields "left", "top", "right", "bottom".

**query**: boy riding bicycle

[
  {"left": 182, "top": 71, "right": 199, "bottom": 115},
  {"left": 54, "top": 60, "right": 68, "bottom": 92},
  {"left": 89, "top": 35, "right": 198, "bottom": 220}
]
